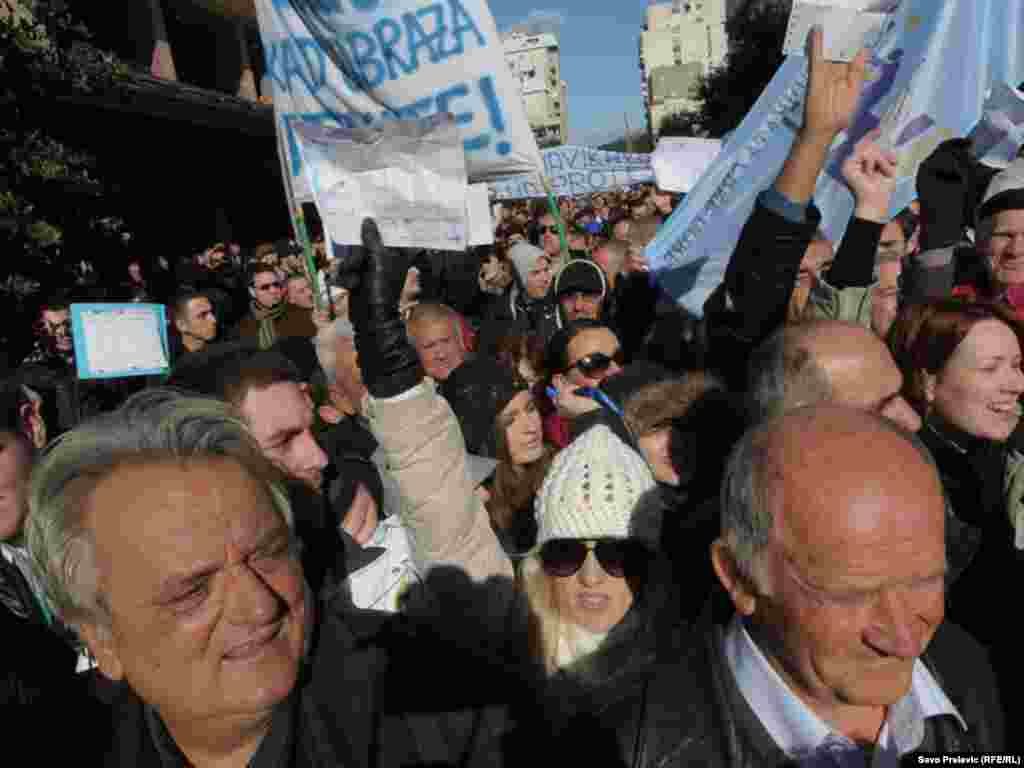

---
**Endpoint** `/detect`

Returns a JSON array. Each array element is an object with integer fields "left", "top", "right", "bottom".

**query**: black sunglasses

[
  {"left": 567, "top": 349, "right": 625, "bottom": 376},
  {"left": 539, "top": 539, "right": 644, "bottom": 578}
]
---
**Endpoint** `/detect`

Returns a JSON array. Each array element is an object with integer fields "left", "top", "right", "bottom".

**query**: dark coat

[
  {"left": 607, "top": 272, "right": 660, "bottom": 363},
  {"left": 571, "top": 597, "right": 1005, "bottom": 768},
  {"left": 477, "top": 287, "right": 560, "bottom": 355},
  {"left": 919, "top": 421, "right": 1024, "bottom": 750},
  {"left": 703, "top": 196, "right": 886, "bottom": 392},
  {"left": 94, "top": 586, "right": 527, "bottom": 767}
]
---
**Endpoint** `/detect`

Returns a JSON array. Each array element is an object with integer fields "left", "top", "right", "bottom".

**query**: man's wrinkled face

[
  {"left": 241, "top": 382, "right": 328, "bottom": 491},
  {"left": 411, "top": 319, "right": 465, "bottom": 381},
  {"left": 984, "top": 209, "right": 1024, "bottom": 287},
  {"left": 0, "top": 432, "right": 32, "bottom": 542},
  {"left": 83, "top": 459, "right": 306, "bottom": 728},
  {"left": 748, "top": 450, "right": 946, "bottom": 715},
  {"left": 42, "top": 309, "right": 73, "bottom": 353}
]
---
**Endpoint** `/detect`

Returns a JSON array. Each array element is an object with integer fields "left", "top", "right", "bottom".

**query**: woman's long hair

[{"left": 486, "top": 385, "right": 554, "bottom": 533}]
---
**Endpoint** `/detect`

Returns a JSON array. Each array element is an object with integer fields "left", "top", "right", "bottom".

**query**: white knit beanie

[
  {"left": 507, "top": 241, "right": 545, "bottom": 286},
  {"left": 535, "top": 424, "right": 657, "bottom": 546}
]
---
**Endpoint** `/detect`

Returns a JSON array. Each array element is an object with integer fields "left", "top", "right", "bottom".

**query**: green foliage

[
  {"left": 0, "top": 0, "right": 132, "bottom": 288},
  {"left": 661, "top": 0, "right": 791, "bottom": 139}
]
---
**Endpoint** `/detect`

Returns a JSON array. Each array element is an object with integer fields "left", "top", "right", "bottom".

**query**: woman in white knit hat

[{"left": 519, "top": 422, "right": 668, "bottom": 680}]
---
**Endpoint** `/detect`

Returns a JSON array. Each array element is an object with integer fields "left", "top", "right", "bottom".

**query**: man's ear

[
  {"left": 78, "top": 621, "right": 124, "bottom": 682},
  {"left": 710, "top": 538, "right": 758, "bottom": 617},
  {"left": 19, "top": 399, "right": 46, "bottom": 449}
]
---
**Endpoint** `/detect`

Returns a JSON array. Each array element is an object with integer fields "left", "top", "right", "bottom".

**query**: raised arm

[
  {"left": 707, "top": 29, "right": 868, "bottom": 387},
  {"left": 826, "top": 131, "right": 896, "bottom": 289},
  {"left": 342, "top": 221, "right": 513, "bottom": 585}
]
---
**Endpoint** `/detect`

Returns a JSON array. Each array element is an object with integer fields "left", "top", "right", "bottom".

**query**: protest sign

[
  {"left": 70, "top": 304, "right": 170, "bottom": 380},
  {"left": 488, "top": 145, "right": 654, "bottom": 199},
  {"left": 254, "top": 0, "right": 541, "bottom": 210},
  {"left": 466, "top": 183, "right": 494, "bottom": 245},
  {"left": 295, "top": 113, "right": 469, "bottom": 251},
  {"left": 782, "top": 1, "right": 887, "bottom": 63},
  {"left": 967, "top": 82, "right": 1024, "bottom": 170},
  {"left": 647, "top": 0, "right": 1024, "bottom": 318},
  {"left": 651, "top": 137, "right": 722, "bottom": 193}
]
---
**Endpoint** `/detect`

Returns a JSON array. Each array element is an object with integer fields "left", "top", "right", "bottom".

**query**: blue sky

[{"left": 489, "top": 2, "right": 657, "bottom": 147}]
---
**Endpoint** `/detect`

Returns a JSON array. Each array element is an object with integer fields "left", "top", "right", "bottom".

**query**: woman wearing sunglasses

[{"left": 519, "top": 423, "right": 673, "bottom": 725}]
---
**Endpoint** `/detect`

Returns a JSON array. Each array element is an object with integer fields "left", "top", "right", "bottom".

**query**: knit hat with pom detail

[{"left": 535, "top": 423, "right": 658, "bottom": 548}]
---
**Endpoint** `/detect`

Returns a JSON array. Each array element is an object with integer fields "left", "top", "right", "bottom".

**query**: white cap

[{"left": 535, "top": 425, "right": 657, "bottom": 546}]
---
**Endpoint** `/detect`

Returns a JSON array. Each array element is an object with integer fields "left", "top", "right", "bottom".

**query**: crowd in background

[{"left": 3, "top": 32, "right": 1024, "bottom": 766}]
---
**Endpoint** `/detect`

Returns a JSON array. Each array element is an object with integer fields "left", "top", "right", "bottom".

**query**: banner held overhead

[{"left": 254, "top": 0, "right": 542, "bottom": 208}]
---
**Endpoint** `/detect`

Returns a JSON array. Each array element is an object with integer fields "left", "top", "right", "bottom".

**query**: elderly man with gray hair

[
  {"left": 574, "top": 404, "right": 1004, "bottom": 766},
  {"left": 26, "top": 388, "right": 516, "bottom": 766}
]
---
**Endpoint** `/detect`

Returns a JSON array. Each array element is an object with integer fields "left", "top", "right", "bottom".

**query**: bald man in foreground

[{"left": 586, "top": 405, "right": 1004, "bottom": 766}]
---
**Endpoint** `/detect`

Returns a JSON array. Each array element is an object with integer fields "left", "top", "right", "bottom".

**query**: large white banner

[
  {"left": 255, "top": 0, "right": 542, "bottom": 206},
  {"left": 487, "top": 145, "right": 654, "bottom": 200}
]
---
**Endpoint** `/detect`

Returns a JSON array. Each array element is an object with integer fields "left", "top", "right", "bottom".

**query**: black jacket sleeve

[
  {"left": 823, "top": 215, "right": 885, "bottom": 289},
  {"left": 703, "top": 196, "right": 821, "bottom": 391}
]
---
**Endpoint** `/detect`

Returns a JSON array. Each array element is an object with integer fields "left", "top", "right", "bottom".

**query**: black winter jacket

[
  {"left": 93, "top": 585, "right": 526, "bottom": 767},
  {"left": 569, "top": 597, "right": 1005, "bottom": 768}
]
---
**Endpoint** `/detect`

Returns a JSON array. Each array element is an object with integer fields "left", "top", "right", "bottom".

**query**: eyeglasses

[
  {"left": 539, "top": 539, "right": 644, "bottom": 578},
  {"left": 566, "top": 349, "right": 625, "bottom": 376},
  {"left": 540, "top": 225, "right": 559, "bottom": 234}
]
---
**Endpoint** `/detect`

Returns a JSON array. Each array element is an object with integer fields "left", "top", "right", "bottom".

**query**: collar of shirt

[
  {"left": 721, "top": 615, "right": 967, "bottom": 763},
  {"left": 146, "top": 694, "right": 296, "bottom": 768}
]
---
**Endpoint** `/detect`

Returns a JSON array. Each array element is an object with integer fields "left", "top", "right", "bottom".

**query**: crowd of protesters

[{"left": 3, "top": 30, "right": 1024, "bottom": 765}]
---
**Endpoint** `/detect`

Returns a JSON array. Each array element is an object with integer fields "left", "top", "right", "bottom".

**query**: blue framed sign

[{"left": 70, "top": 303, "right": 170, "bottom": 380}]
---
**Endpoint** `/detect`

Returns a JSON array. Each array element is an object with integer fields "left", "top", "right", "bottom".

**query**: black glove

[
  {"left": 916, "top": 139, "right": 999, "bottom": 250},
  {"left": 339, "top": 219, "right": 424, "bottom": 398}
]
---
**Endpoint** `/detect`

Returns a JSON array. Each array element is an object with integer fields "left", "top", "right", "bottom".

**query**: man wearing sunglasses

[
  {"left": 537, "top": 213, "right": 563, "bottom": 259},
  {"left": 234, "top": 264, "right": 317, "bottom": 348}
]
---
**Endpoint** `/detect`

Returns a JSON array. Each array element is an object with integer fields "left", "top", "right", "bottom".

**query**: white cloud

[{"left": 503, "top": 8, "right": 568, "bottom": 36}]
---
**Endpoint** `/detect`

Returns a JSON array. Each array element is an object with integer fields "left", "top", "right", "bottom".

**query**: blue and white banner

[
  {"left": 255, "top": 0, "right": 542, "bottom": 205},
  {"left": 488, "top": 145, "right": 654, "bottom": 199},
  {"left": 648, "top": 0, "right": 1024, "bottom": 317}
]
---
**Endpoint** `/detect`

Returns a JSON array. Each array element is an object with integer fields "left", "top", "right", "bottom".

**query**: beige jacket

[
  {"left": 364, "top": 381, "right": 514, "bottom": 583},
  {"left": 805, "top": 280, "right": 875, "bottom": 329}
]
